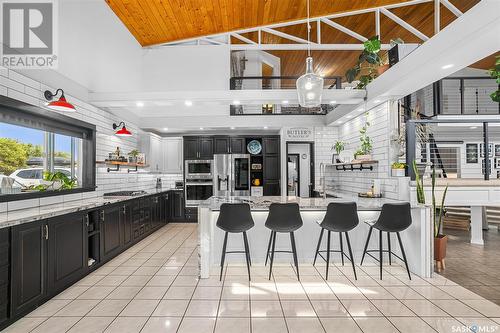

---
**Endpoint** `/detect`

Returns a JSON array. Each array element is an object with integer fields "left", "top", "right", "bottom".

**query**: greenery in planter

[
  {"left": 345, "top": 36, "right": 403, "bottom": 88},
  {"left": 128, "top": 149, "right": 140, "bottom": 163},
  {"left": 391, "top": 162, "right": 406, "bottom": 169},
  {"left": 28, "top": 171, "right": 77, "bottom": 192},
  {"left": 488, "top": 56, "right": 500, "bottom": 102},
  {"left": 354, "top": 114, "right": 372, "bottom": 158},
  {"left": 431, "top": 168, "right": 448, "bottom": 238},
  {"left": 412, "top": 160, "right": 425, "bottom": 204},
  {"left": 332, "top": 141, "right": 345, "bottom": 155}
]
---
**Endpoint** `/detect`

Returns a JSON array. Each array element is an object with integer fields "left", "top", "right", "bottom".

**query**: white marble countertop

[
  {"left": 199, "top": 191, "right": 406, "bottom": 211},
  {"left": 0, "top": 189, "right": 177, "bottom": 229}
]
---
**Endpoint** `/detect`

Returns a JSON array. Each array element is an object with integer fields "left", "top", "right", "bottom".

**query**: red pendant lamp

[
  {"left": 44, "top": 89, "right": 76, "bottom": 112},
  {"left": 113, "top": 122, "right": 132, "bottom": 137}
]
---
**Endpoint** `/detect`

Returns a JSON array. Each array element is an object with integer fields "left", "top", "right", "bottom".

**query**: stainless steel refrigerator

[{"left": 213, "top": 154, "right": 251, "bottom": 196}]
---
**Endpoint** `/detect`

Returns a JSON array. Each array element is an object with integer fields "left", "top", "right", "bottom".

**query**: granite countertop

[
  {"left": 0, "top": 188, "right": 178, "bottom": 229},
  {"left": 199, "top": 191, "right": 405, "bottom": 211}
]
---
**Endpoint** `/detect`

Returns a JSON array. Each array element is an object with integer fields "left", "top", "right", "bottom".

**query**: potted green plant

[
  {"left": 391, "top": 162, "right": 406, "bottom": 177},
  {"left": 128, "top": 149, "right": 140, "bottom": 163},
  {"left": 346, "top": 36, "right": 403, "bottom": 88},
  {"left": 432, "top": 168, "right": 449, "bottom": 272},
  {"left": 331, "top": 141, "right": 345, "bottom": 163},
  {"left": 354, "top": 114, "right": 372, "bottom": 160},
  {"left": 488, "top": 55, "right": 500, "bottom": 102}
]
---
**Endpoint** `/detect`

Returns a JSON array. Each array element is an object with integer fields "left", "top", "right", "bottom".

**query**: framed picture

[
  {"left": 482, "top": 159, "right": 493, "bottom": 175},
  {"left": 480, "top": 143, "right": 493, "bottom": 158},
  {"left": 466, "top": 144, "right": 478, "bottom": 164},
  {"left": 495, "top": 144, "right": 500, "bottom": 157}
]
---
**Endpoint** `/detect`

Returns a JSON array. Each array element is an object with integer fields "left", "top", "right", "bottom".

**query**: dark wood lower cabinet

[
  {"left": 47, "top": 213, "right": 87, "bottom": 295},
  {"left": 10, "top": 220, "right": 46, "bottom": 317},
  {"left": 3, "top": 191, "right": 175, "bottom": 330}
]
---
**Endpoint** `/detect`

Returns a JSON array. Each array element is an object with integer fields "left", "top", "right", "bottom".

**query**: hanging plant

[{"left": 488, "top": 56, "right": 500, "bottom": 102}]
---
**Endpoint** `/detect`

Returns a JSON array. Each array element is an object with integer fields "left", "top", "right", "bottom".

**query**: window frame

[{"left": 0, "top": 95, "right": 96, "bottom": 202}]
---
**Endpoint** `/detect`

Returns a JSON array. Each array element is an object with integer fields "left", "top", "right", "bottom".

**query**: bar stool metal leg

[
  {"left": 326, "top": 230, "right": 331, "bottom": 280},
  {"left": 313, "top": 228, "right": 324, "bottom": 266},
  {"left": 242, "top": 232, "right": 251, "bottom": 281},
  {"left": 265, "top": 231, "right": 273, "bottom": 266},
  {"left": 290, "top": 232, "right": 299, "bottom": 280},
  {"left": 387, "top": 232, "right": 392, "bottom": 265},
  {"left": 339, "top": 233, "right": 345, "bottom": 266},
  {"left": 268, "top": 231, "right": 277, "bottom": 280},
  {"left": 344, "top": 232, "right": 357, "bottom": 280},
  {"left": 360, "top": 226, "right": 373, "bottom": 265},
  {"left": 220, "top": 232, "right": 228, "bottom": 281},
  {"left": 379, "top": 230, "right": 383, "bottom": 280},
  {"left": 396, "top": 232, "right": 412, "bottom": 280}
]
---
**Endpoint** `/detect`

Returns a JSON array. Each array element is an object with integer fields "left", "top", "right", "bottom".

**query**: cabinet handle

[
  {"left": 101, "top": 210, "right": 105, "bottom": 222},
  {"left": 122, "top": 206, "right": 126, "bottom": 214},
  {"left": 44, "top": 225, "right": 49, "bottom": 240},
  {"left": 85, "top": 215, "right": 89, "bottom": 227}
]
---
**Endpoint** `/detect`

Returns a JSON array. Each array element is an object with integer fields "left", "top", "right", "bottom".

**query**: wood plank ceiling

[{"left": 106, "top": 0, "right": 492, "bottom": 79}]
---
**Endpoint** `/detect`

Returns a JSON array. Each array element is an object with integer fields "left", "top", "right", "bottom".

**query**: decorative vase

[
  {"left": 377, "top": 64, "right": 390, "bottom": 75},
  {"left": 434, "top": 235, "right": 448, "bottom": 272},
  {"left": 391, "top": 168, "right": 405, "bottom": 177}
]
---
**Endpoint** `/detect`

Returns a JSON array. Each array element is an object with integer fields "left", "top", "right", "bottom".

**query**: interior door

[{"left": 287, "top": 154, "right": 299, "bottom": 196}]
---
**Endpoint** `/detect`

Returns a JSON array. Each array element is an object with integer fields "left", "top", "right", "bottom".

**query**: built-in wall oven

[
  {"left": 185, "top": 160, "right": 213, "bottom": 206},
  {"left": 185, "top": 160, "right": 213, "bottom": 179},
  {"left": 185, "top": 179, "right": 213, "bottom": 206}
]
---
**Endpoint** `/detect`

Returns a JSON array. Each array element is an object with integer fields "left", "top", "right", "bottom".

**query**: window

[{"left": 0, "top": 95, "right": 96, "bottom": 201}]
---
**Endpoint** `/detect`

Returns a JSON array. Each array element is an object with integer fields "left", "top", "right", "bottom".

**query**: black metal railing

[
  {"left": 230, "top": 103, "right": 336, "bottom": 116},
  {"left": 229, "top": 76, "right": 343, "bottom": 90},
  {"left": 406, "top": 119, "right": 500, "bottom": 181}
]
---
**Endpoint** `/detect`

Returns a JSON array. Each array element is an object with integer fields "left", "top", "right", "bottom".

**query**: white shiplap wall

[
  {"left": 324, "top": 102, "right": 404, "bottom": 200},
  {"left": 0, "top": 66, "right": 182, "bottom": 213}
]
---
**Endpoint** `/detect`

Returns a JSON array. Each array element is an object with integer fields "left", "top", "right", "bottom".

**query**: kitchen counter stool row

[{"left": 216, "top": 202, "right": 413, "bottom": 281}]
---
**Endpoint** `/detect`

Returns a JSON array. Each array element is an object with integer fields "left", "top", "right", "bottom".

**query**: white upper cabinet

[{"left": 162, "top": 137, "right": 183, "bottom": 174}]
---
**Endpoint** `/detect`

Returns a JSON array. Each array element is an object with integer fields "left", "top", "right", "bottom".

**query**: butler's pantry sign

[{"left": 284, "top": 127, "right": 313, "bottom": 141}]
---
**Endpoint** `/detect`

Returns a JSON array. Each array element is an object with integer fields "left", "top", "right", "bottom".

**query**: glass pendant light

[{"left": 296, "top": 0, "right": 323, "bottom": 108}]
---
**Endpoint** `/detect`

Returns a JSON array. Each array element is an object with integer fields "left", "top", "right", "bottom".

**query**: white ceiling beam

[
  {"left": 434, "top": 0, "right": 440, "bottom": 34},
  {"left": 261, "top": 27, "right": 312, "bottom": 44},
  {"left": 440, "top": 0, "right": 463, "bottom": 17},
  {"left": 320, "top": 18, "right": 367, "bottom": 42},
  {"left": 316, "top": 19, "right": 321, "bottom": 44},
  {"left": 199, "top": 37, "right": 225, "bottom": 45},
  {"left": 231, "top": 33, "right": 256, "bottom": 45},
  {"left": 229, "top": 43, "right": 392, "bottom": 51},
  {"left": 375, "top": 9, "right": 381, "bottom": 37},
  {"left": 380, "top": 7, "right": 430, "bottom": 41}
]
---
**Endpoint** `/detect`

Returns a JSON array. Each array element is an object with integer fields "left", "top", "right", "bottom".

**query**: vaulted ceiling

[{"left": 106, "top": 0, "right": 492, "bottom": 79}]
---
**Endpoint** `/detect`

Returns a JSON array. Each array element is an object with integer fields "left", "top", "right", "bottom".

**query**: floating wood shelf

[
  {"left": 330, "top": 160, "right": 378, "bottom": 171},
  {"left": 96, "top": 161, "right": 148, "bottom": 173}
]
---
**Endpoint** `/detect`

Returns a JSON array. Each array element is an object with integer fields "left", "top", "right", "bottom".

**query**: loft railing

[
  {"left": 434, "top": 77, "right": 500, "bottom": 116},
  {"left": 406, "top": 119, "right": 500, "bottom": 181},
  {"left": 230, "top": 103, "right": 336, "bottom": 116},
  {"left": 229, "top": 76, "right": 342, "bottom": 90}
]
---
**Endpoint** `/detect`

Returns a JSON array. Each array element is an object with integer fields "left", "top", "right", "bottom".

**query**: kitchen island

[{"left": 198, "top": 193, "right": 432, "bottom": 279}]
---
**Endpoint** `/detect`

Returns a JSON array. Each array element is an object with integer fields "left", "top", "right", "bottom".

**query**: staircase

[{"left": 443, "top": 206, "right": 500, "bottom": 231}]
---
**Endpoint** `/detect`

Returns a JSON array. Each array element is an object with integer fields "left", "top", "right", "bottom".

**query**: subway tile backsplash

[{"left": 0, "top": 66, "right": 183, "bottom": 213}]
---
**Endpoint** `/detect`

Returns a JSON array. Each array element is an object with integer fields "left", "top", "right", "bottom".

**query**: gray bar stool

[
  {"left": 216, "top": 203, "right": 255, "bottom": 281},
  {"left": 360, "top": 203, "right": 412, "bottom": 280},
  {"left": 313, "top": 202, "right": 359, "bottom": 280},
  {"left": 264, "top": 203, "right": 303, "bottom": 280}
]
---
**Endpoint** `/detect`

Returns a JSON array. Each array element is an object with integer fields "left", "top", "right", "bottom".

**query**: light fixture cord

[{"left": 307, "top": 0, "right": 311, "bottom": 57}]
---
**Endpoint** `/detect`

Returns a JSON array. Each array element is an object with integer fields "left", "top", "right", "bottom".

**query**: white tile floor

[{"left": 3, "top": 223, "right": 500, "bottom": 333}]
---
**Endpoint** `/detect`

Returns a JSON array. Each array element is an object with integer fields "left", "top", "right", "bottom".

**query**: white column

[{"left": 470, "top": 206, "right": 484, "bottom": 245}]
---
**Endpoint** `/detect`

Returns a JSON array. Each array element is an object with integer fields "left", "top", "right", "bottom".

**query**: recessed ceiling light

[
  {"left": 442, "top": 64, "right": 454, "bottom": 69},
  {"left": 282, "top": 100, "right": 289, "bottom": 104},
  {"left": 337, "top": 121, "right": 343, "bottom": 124},
  {"left": 346, "top": 115, "right": 352, "bottom": 118},
  {"left": 330, "top": 100, "right": 337, "bottom": 104},
  {"left": 373, "top": 99, "right": 381, "bottom": 103},
  {"left": 185, "top": 100, "right": 193, "bottom": 106},
  {"left": 136, "top": 101, "right": 144, "bottom": 107},
  {"left": 233, "top": 100, "right": 241, "bottom": 105},
  {"left": 470, "top": 126, "right": 478, "bottom": 129},
  {"left": 264, "top": 126, "right": 268, "bottom": 129},
  {"left": 199, "top": 127, "right": 204, "bottom": 130},
  {"left": 230, "top": 126, "right": 235, "bottom": 130},
  {"left": 163, "top": 128, "right": 168, "bottom": 131}
]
